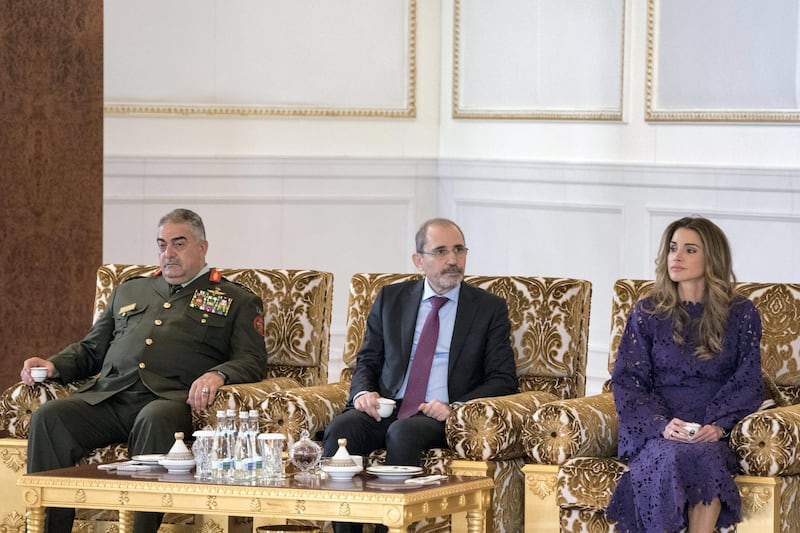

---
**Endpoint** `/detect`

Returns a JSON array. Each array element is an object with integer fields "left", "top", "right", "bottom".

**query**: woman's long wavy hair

[{"left": 645, "top": 217, "right": 736, "bottom": 360}]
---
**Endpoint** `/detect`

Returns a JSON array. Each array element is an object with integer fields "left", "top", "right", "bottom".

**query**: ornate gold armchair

[
  {"left": 522, "top": 279, "right": 800, "bottom": 533},
  {"left": 0, "top": 264, "right": 333, "bottom": 532},
  {"left": 259, "top": 273, "right": 592, "bottom": 533}
]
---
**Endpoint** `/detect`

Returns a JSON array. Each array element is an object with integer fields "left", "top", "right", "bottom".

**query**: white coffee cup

[
  {"left": 30, "top": 367, "right": 48, "bottom": 383},
  {"left": 377, "top": 397, "right": 396, "bottom": 418},
  {"left": 684, "top": 422, "right": 701, "bottom": 436}
]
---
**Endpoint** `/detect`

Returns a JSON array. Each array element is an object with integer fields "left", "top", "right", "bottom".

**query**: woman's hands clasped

[{"left": 663, "top": 418, "right": 725, "bottom": 443}]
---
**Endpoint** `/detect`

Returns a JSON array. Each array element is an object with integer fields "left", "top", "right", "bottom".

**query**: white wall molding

[
  {"left": 648, "top": 207, "right": 800, "bottom": 224},
  {"left": 106, "top": 154, "right": 800, "bottom": 185},
  {"left": 105, "top": 155, "right": 440, "bottom": 178},
  {"left": 455, "top": 197, "right": 624, "bottom": 215},
  {"left": 438, "top": 157, "right": 800, "bottom": 189}
]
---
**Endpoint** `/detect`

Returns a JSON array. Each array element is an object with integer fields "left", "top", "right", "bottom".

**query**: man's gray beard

[{"left": 439, "top": 273, "right": 463, "bottom": 289}]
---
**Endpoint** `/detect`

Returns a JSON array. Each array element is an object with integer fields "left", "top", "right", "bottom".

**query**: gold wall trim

[
  {"left": 645, "top": 0, "right": 800, "bottom": 123},
  {"left": 452, "top": 0, "right": 625, "bottom": 121},
  {"left": 104, "top": 1, "right": 416, "bottom": 119}
]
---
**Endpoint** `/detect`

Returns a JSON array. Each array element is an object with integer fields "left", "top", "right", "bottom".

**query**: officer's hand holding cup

[{"left": 21, "top": 358, "right": 52, "bottom": 385}]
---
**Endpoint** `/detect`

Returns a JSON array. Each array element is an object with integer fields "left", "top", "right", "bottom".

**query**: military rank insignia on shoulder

[
  {"left": 190, "top": 288, "right": 232, "bottom": 316},
  {"left": 208, "top": 268, "right": 256, "bottom": 296}
]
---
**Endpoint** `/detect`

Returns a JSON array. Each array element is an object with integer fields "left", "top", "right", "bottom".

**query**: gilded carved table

[{"left": 19, "top": 465, "right": 493, "bottom": 533}]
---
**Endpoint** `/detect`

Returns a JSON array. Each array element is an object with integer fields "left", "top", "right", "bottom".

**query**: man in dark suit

[
  {"left": 323, "top": 218, "right": 518, "bottom": 533},
  {"left": 19, "top": 208, "right": 268, "bottom": 533}
]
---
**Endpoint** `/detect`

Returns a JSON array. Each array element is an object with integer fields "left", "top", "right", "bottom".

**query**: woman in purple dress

[{"left": 606, "top": 217, "right": 763, "bottom": 533}]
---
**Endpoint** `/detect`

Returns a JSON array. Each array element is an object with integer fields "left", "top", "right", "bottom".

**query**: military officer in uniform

[{"left": 19, "top": 208, "right": 268, "bottom": 533}]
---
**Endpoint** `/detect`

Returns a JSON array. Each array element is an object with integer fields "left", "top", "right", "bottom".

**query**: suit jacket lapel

[
  {"left": 400, "top": 280, "right": 425, "bottom": 366},
  {"left": 448, "top": 282, "right": 477, "bottom": 373}
]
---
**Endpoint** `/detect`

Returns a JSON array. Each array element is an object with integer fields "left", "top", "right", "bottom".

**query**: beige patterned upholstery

[
  {"left": 0, "top": 264, "right": 333, "bottom": 531},
  {"left": 261, "top": 273, "right": 592, "bottom": 533},
  {"left": 523, "top": 279, "right": 800, "bottom": 533}
]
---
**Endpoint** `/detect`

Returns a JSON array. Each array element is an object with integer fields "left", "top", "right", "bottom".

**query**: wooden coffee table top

[
  {"left": 25, "top": 463, "right": 486, "bottom": 489},
  {"left": 21, "top": 463, "right": 489, "bottom": 494},
  {"left": 20, "top": 464, "right": 493, "bottom": 533}
]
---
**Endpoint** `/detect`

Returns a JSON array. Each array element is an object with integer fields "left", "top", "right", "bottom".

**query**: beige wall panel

[{"left": 104, "top": 0, "right": 416, "bottom": 116}]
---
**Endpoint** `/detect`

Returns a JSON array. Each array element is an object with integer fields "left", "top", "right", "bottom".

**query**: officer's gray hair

[{"left": 159, "top": 209, "right": 206, "bottom": 241}]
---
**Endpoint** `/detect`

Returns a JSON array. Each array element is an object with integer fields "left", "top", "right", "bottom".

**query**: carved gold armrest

[
  {"left": 446, "top": 390, "right": 559, "bottom": 461},
  {"left": 0, "top": 379, "right": 94, "bottom": 438},
  {"left": 731, "top": 403, "right": 800, "bottom": 477},
  {"left": 522, "top": 392, "right": 618, "bottom": 465},
  {"left": 259, "top": 382, "right": 349, "bottom": 442},
  {"left": 193, "top": 376, "right": 302, "bottom": 429}
]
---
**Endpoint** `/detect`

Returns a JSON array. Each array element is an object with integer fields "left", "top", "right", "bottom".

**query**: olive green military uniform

[{"left": 28, "top": 269, "right": 268, "bottom": 533}]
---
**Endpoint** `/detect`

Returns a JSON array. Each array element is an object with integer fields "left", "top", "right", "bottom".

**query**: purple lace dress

[{"left": 606, "top": 297, "right": 763, "bottom": 533}]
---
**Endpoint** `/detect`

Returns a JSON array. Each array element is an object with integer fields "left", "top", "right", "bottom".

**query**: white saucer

[
  {"left": 321, "top": 464, "right": 363, "bottom": 480},
  {"left": 132, "top": 454, "right": 165, "bottom": 465},
  {"left": 158, "top": 457, "right": 195, "bottom": 473},
  {"left": 366, "top": 465, "right": 423, "bottom": 480}
]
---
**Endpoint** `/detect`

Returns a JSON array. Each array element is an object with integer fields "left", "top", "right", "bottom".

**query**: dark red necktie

[{"left": 398, "top": 296, "right": 448, "bottom": 419}]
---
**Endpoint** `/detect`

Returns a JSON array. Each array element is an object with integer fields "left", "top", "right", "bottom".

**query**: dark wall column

[{"left": 0, "top": 0, "right": 103, "bottom": 393}]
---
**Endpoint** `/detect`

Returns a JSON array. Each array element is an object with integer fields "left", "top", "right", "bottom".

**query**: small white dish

[
  {"left": 321, "top": 464, "right": 363, "bottom": 480},
  {"left": 366, "top": 465, "right": 423, "bottom": 480},
  {"left": 132, "top": 454, "right": 165, "bottom": 465},
  {"left": 158, "top": 457, "right": 195, "bottom": 473}
]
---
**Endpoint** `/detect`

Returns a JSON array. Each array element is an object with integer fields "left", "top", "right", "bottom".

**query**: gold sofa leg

[
  {"left": 735, "top": 475, "right": 781, "bottom": 533},
  {"left": 521, "top": 464, "right": 558, "bottom": 533},
  {"left": 0, "top": 437, "right": 27, "bottom": 533},
  {"left": 449, "top": 460, "right": 496, "bottom": 533}
]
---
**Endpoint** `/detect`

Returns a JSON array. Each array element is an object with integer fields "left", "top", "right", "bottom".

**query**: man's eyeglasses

[{"left": 418, "top": 246, "right": 469, "bottom": 258}]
